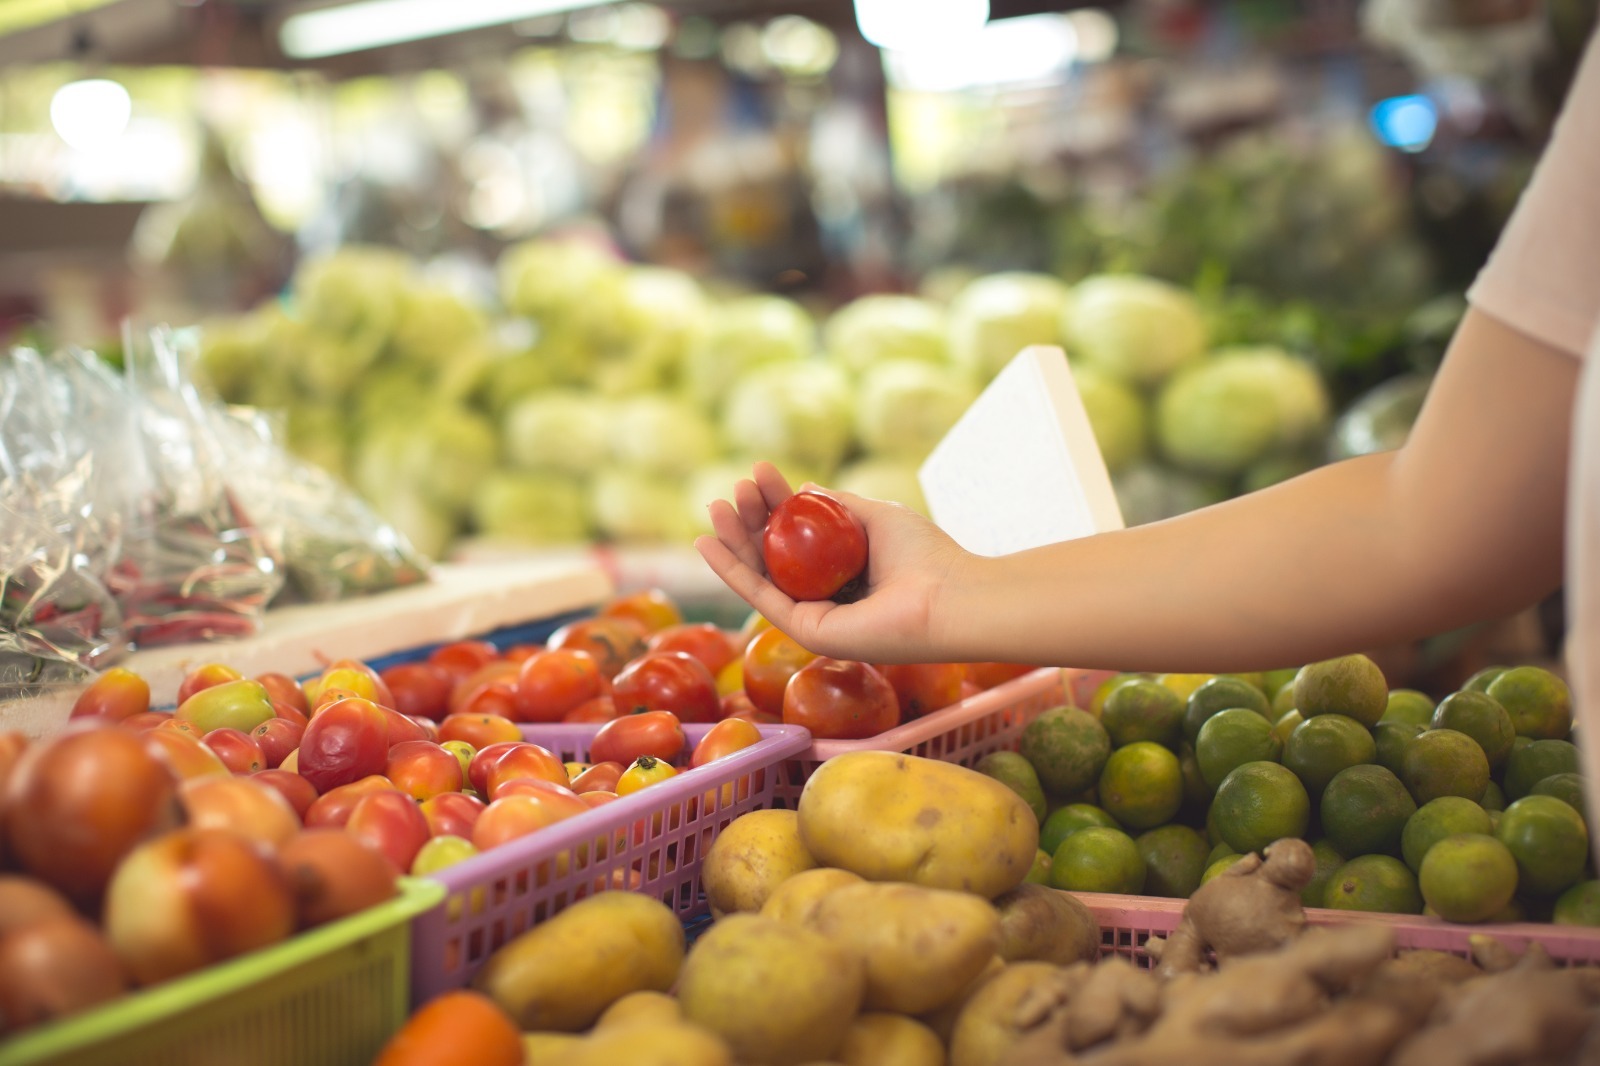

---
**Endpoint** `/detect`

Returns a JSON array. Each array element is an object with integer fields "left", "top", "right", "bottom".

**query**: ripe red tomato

[
  {"left": 513, "top": 649, "right": 605, "bottom": 723},
  {"left": 647, "top": 624, "right": 740, "bottom": 677},
  {"left": 379, "top": 663, "right": 453, "bottom": 720},
  {"left": 597, "top": 589, "right": 683, "bottom": 635},
  {"left": 71, "top": 668, "right": 151, "bottom": 721},
  {"left": 691, "top": 718, "right": 763, "bottom": 768},
  {"left": 964, "top": 662, "right": 1037, "bottom": 690},
  {"left": 741, "top": 628, "right": 819, "bottom": 717},
  {"left": 588, "top": 710, "right": 686, "bottom": 766},
  {"left": 484, "top": 744, "right": 567, "bottom": 799},
  {"left": 612, "top": 651, "right": 719, "bottom": 723},
  {"left": 569, "top": 761, "right": 625, "bottom": 794},
  {"left": 563, "top": 696, "right": 618, "bottom": 724},
  {"left": 762, "top": 491, "right": 868, "bottom": 602},
  {"left": 453, "top": 680, "right": 520, "bottom": 720},
  {"left": 256, "top": 672, "right": 310, "bottom": 717},
  {"left": 437, "top": 713, "right": 522, "bottom": 752},
  {"left": 783, "top": 658, "right": 900, "bottom": 740},
  {"left": 546, "top": 619, "right": 647, "bottom": 680},
  {"left": 878, "top": 662, "right": 966, "bottom": 720},
  {"left": 448, "top": 661, "right": 522, "bottom": 714},
  {"left": 427, "top": 641, "right": 500, "bottom": 682},
  {"left": 297, "top": 698, "right": 390, "bottom": 793}
]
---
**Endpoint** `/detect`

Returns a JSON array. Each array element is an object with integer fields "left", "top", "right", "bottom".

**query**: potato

[
  {"left": 797, "top": 751, "right": 1038, "bottom": 898},
  {"left": 950, "top": 962, "right": 1074, "bottom": 1066},
  {"left": 991, "top": 882, "right": 1101, "bottom": 966},
  {"left": 566, "top": 1021, "right": 734, "bottom": 1066},
  {"left": 809, "top": 882, "right": 1000, "bottom": 1014},
  {"left": 838, "top": 1012, "right": 946, "bottom": 1066},
  {"left": 919, "top": 955, "right": 1004, "bottom": 1044},
  {"left": 703, "top": 808, "right": 818, "bottom": 917},
  {"left": 594, "top": 990, "right": 683, "bottom": 1031},
  {"left": 472, "top": 892, "right": 684, "bottom": 1031},
  {"left": 760, "top": 867, "right": 864, "bottom": 926},
  {"left": 677, "top": 912, "right": 864, "bottom": 1065},
  {"left": 522, "top": 1031, "right": 584, "bottom": 1059}
]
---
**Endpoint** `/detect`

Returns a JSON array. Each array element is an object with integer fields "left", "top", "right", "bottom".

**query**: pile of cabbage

[{"left": 198, "top": 240, "right": 1337, "bottom": 554}]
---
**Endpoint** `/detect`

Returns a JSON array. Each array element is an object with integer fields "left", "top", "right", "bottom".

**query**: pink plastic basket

[
  {"left": 408, "top": 722, "right": 810, "bottom": 1003},
  {"left": 771, "top": 666, "right": 1115, "bottom": 806},
  {"left": 1076, "top": 892, "right": 1600, "bottom": 968}
]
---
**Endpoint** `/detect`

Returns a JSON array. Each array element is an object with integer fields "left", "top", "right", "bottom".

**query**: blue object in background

[{"left": 1370, "top": 94, "right": 1438, "bottom": 153}]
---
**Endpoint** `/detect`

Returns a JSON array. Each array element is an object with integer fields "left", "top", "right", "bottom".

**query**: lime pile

[{"left": 978, "top": 657, "right": 1596, "bottom": 926}]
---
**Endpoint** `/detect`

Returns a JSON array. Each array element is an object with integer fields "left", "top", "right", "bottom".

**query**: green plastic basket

[{"left": 0, "top": 878, "right": 445, "bottom": 1066}]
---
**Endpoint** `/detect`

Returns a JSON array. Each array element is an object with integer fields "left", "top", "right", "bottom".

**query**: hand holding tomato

[{"left": 761, "top": 490, "right": 867, "bottom": 602}]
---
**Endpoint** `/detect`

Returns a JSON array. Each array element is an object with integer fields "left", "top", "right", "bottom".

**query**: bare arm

[{"left": 696, "top": 308, "right": 1576, "bottom": 671}]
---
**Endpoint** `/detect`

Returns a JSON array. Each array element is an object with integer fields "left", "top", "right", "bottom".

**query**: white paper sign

[{"left": 919, "top": 345, "right": 1124, "bottom": 557}]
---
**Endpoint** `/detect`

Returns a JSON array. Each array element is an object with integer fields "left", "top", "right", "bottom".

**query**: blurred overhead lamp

[
  {"left": 50, "top": 77, "right": 131, "bottom": 151},
  {"left": 854, "top": 0, "right": 987, "bottom": 52},
  {"left": 279, "top": 0, "right": 612, "bottom": 59}
]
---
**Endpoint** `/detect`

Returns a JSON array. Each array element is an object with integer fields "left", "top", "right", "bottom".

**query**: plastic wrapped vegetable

[{"left": 1065, "top": 274, "right": 1208, "bottom": 386}]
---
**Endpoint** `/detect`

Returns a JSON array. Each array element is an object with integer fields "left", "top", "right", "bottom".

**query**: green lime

[
  {"left": 1049, "top": 826, "right": 1146, "bottom": 894},
  {"left": 1200, "top": 854, "right": 1246, "bottom": 886},
  {"left": 1400, "top": 729, "right": 1489, "bottom": 805},
  {"left": 1206, "top": 841, "right": 1237, "bottom": 866},
  {"left": 1097, "top": 742, "right": 1183, "bottom": 831},
  {"left": 1294, "top": 654, "right": 1388, "bottom": 727},
  {"left": 1103, "top": 679, "right": 1185, "bottom": 749},
  {"left": 1462, "top": 666, "right": 1509, "bottom": 694},
  {"left": 1323, "top": 854, "right": 1423, "bottom": 914},
  {"left": 1553, "top": 880, "right": 1600, "bottom": 926},
  {"left": 1283, "top": 714, "right": 1376, "bottom": 798},
  {"left": 1136, "top": 824, "right": 1211, "bottom": 898},
  {"left": 1024, "top": 848, "right": 1052, "bottom": 885},
  {"left": 1179, "top": 744, "right": 1212, "bottom": 808},
  {"left": 1418, "top": 834, "right": 1519, "bottom": 923},
  {"left": 1485, "top": 666, "right": 1572, "bottom": 740},
  {"left": 1039, "top": 803, "right": 1122, "bottom": 857},
  {"left": 1480, "top": 779, "right": 1507, "bottom": 812},
  {"left": 975, "top": 750, "right": 1048, "bottom": 824},
  {"left": 1272, "top": 681, "right": 1298, "bottom": 717},
  {"left": 1503, "top": 739, "right": 1581, "bottom": 801},
  {"left": 1019, "top": 706, "right": 1112, "bottom": 798},
  {"left": 1209, "top": 761, "right": 1311, "bottom": 855},
  {"left": 1088, "top": 673, "right": 1146, "bottom": 718},
  {"left": 1431, "top": 691, "right": 1515, "bottom": 771},
  {"left": 1381, "top": 689, "right": 1436, "bottom": 728},
  {"left": 1402, "top": 796, "right": 1493, "bottom": 874},
  {"left": 1182, "top": 676, "right": 1273, "bottom": 744},
  {"left": 1496, "top": 795, "right": 1589, "bottom": 897},
  {"left": 1321, "top": 764, "right": 1416, "bottom": 858},
  {"left": 1530, "top": 772, "right": 1587, "bottom": 816},
  {"left": 1374, "top": 721, "right": 1425, "bottom": 777},
  {"left": 1261, "top": 668, "right": 1300, "bottom": 700},
  {"left": 1272, "top": 709, "right": 1304, "bottom": 745},
  {"left": 1221, "top": 672, "right": 1268, "bottom": 692},
  {"left": 1303, "top": 839, "right": 1345, "bottom": 908},
  {"left": 1195, "top": 708, "right": 1282, "bottom": 791},
  {"left": 1156, "top": 673, "right": 1215, "bottom": 702}
]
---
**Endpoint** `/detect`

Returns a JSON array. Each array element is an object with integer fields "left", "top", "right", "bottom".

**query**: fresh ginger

[{"left": 1147, "top": 837, "right": 1315, "bottom": 977}]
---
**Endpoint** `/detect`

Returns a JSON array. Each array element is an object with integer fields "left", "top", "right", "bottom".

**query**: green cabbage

[
  {"left": 471, "top": 470, "right": 590, "bottom": 544},
  {"left": 854, "top": 359, "right": 975, "bottom": 462},
  {"left": 684, "top": 459, "right": 756, "bottom": 535},
  {"left": 375, "top": 407, "right": 499, "bottom": 512},
  {"left": 947, "top": 272, "right": 1071, "bottom": 381},
  {"left": 610, "top": 396, "right": 718, "bottom": 476},
  {"left": 292, "top": 245, "right": 410, "bottom": 362},
  {"left": 590, "top": 467, "right": 694, "bottom": 543},
  {"left": 497, "top": 238, "right": 626, "bottom": 328},
  {"left": 833, "top": 458, "right": 928, "bottom": 515},
  {"left": 1065, "top": 274, "right": 1207, "bottom": 385},
  {"left": 502, "top": 390, "right": 612, "bottom": 475},
  {"left": 685, "top": 294, "right": 815, "bottom": 408},
  {"left": 586, "top": 267, "right": 711, "bottom": 396},
  {"left": 721, "top": 360, "right": 854, "bottom": 476},
  {"left": 1155, "top": 347, "right": 1331, "bottom": 477},
  {"left": 824, "top": 294, "right": 949, "bottom": 374},
  {"left": 390, "top": 284, "right": 490, "bottom": 368},
  {"left": 1072, "top": 363, "right": 1148, "bottom": 474}
]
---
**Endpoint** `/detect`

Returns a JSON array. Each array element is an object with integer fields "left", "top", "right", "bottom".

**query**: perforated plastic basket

[
  {"left": 0, "top": 878, "right": 445, "bottom": 1066},
  {"left": 1076, "top": 891, "right": 1600, "bottom": 968},
  {"left": 770, "top": 666, "right": 1115, "bottom": 807},
  {"left": 409, "top": 721, "right": 811, "bottom": 1003}
]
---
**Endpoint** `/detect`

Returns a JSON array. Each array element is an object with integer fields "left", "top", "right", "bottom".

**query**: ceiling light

[
  {"left": 50, "top": 78, "right": 131, "bottom": 151},
  {"left": 280, "top": 0, "right": 613, "bottom": 59},
  {"left": 854, "top": 0, "right": 987, "bottom": 53}
]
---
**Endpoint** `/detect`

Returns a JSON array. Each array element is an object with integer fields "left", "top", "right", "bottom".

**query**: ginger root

[{"left": 1151, "top": 837, "right": 1315, "bottom": 977}]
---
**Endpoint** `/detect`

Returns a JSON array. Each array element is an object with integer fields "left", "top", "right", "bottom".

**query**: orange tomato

[
  {"left": 598, "top": 588, "right": 684, "bottom": 635},
  {"left": 372, "top": 990, "right": 522, "bottom": 1066},
  {"left": 691, "top": 718, "right": 763, "bottom": 768}
]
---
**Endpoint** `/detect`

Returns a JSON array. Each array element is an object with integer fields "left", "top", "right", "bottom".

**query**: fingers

[
  {"left": 708, "top": 497, "right": 765, "bottom": 574},
  {"left": 752, "top": 462, "right": 794, "bottom": 512},
  {"left": 693, "top": 534, "right": 800, "bottom": 632}
]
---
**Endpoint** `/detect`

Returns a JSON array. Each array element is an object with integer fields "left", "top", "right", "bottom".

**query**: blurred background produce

[{"left": 2, "top": 0, "right": 1592, "bottom": 677}]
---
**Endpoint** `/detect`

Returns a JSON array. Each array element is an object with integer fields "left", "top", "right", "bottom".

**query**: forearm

[{"left": 934, "top": 310, "right": 1575, "bottom": 672}]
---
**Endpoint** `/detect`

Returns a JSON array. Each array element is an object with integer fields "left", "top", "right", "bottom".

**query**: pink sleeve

[{"left": 1467, "top": 30, "right": 1600, "bottom": 358}]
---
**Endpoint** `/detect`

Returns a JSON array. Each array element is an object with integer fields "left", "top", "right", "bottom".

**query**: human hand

[{"left": 694, "top": 461, "right": 969, "bottom": 663}]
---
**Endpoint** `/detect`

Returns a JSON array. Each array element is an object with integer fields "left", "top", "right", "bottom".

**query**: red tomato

[
  {"left": 545, "top": 618, "right": 647, "bottom": 680},
  {"left": 485, "top": 744, "right": 567, "bottom": 799},
  {"left": 297, "top": 698, "right": 390, "bottom": 793},
  {"left": 718, "top": 690, "right": 762, "bottom": 721},
  {"left": 761, "top": 491, "right": 868, "bottom": 602},
  {"left": 251, "top": 768, "right": 318, "bottom": 819},
  {"left": 175, "top": 663, "right": 243, "bottom": 707},
  {"left": 379, "top": 663, "right": 453, "bottom": 720},
  {"left": 427, "top": 640, "right": 500, "bottom": 682},
  {"left": 378, "top": 706, "right": 431, "bottom": 747},
  {"left": 741, "top": 628, "right": 819, "bottom": 717},
  {"left": 448, "top": 661, "right": 522, "bottom": 714},
  {"left": 71, "top": 668, "right": 151, "bottom": 720},
  {"left": 250, "top": 717, "right": 305, "bottom": 769},
  {"left": 453, "top": 681, "right": 520, "bottom": 720},
  {"left": 588, "top": 710, "right": 686, "bottom": 766},
  {"left": 255, "top": 672, "right": 310, "bottom": 717},
  {"left": 878, "top": 662, "right": 966, "bottom": 720},
  {"left": 385, "top": 740, "right": 465, "bottom": 801},
  {"left": 466, "top": 740, "right": 523, "bottom": 795},
  {"left": 346, "top": 790, "right": 431, "bottom": 872},
  {"left": 513, "top": 649, "right": 605, "bottom": 723},
  {"left": 303, "top": 776, "right": 400, "bottom": 829},
  {"left": 563, "top": 696, "right": 619, "bottom": 724},
  {"left": 691, "top": 718, "right": 763, "bottom": 768},
  {"left": 437, "top": 713, "right": 522, "bottom": 752},
  {"left": 597, "top": 589, "right": 684, "bottom": 635},
  {"left": 271, "top": 701, "right": 309, "bottom": 730},
  {"left": 647, "top": 624, "right": 739, "bottom": 677},
  {"left": 964, "top": 662, "right": 1037, "bottom": 690},
  {"left": 472, "top": 791, "right": 587, "bottom": 851},
  {"left": 202, "top": 727, "right": 265, "bottom": 774},
  {"left": 783, "top": 658, "right": 899, "bottom": 740},
  {"left": 501, "top": 644, "right": 542, "bottom": 664},
  {"left": 420, "top": 791, "right": 485, "bottom": 839},
  {"left": 612, "top": 651, "right": 719, "bottom": 723},
  {"left": 727, "top": 707, "right": 783, "bottom": 726},
  {"left": 569, "top": 761, "right": 625, "bottom": 794},
  {"left": 118, "top": 710, "right": 176, "bottom": 733}
]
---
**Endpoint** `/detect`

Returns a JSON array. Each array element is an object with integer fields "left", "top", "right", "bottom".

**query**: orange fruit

[{"left": 373, "top": 990, "right": 523, "bottom": 1066}]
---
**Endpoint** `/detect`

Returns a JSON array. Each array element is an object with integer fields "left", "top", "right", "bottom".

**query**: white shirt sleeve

[{"left": 1467, "top": 29, "right": 1600, "bottom": 359}]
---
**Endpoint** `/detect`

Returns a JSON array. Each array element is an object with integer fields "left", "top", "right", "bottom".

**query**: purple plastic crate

[{"left": 409, "top": 722, "right": 810, "bottom": 1003}]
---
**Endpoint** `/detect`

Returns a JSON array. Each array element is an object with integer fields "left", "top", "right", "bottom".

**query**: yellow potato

[
  {"left": 760, "top": 867, "right": 864, "bottom": 926},
  {"left": 991, "top": 882, "right": 1101, "bottom": 966},
  {"left": 522, "top": 1031, "right": 584, "bottom": 1060},
  {"left": 797, "top": 752, "right": 1038, "bottom": 898},
  {"left": 677, "top": 912, "right": 864, "bottom": 1065},
  {"left": 809, "top": 882, "right": 1000, "bottom": 1014},
  {"left": 472, "top": 892, "right": 684, "bottom": 1031},
  {"left": 950, "top": 962, "right": 1074, "bottom": 1066},
  {"left": 565, "top": 1021, "right": 733, "bottom": 1066},
  {"left": 703, "top": 808, "right": 818, "bottom": 917},
  {"left": 838, "top": 1013, "right": 946, "bottom": 1066},
  {"left": 594, "top": 990, "right": 683, "bottom": 1031}
]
